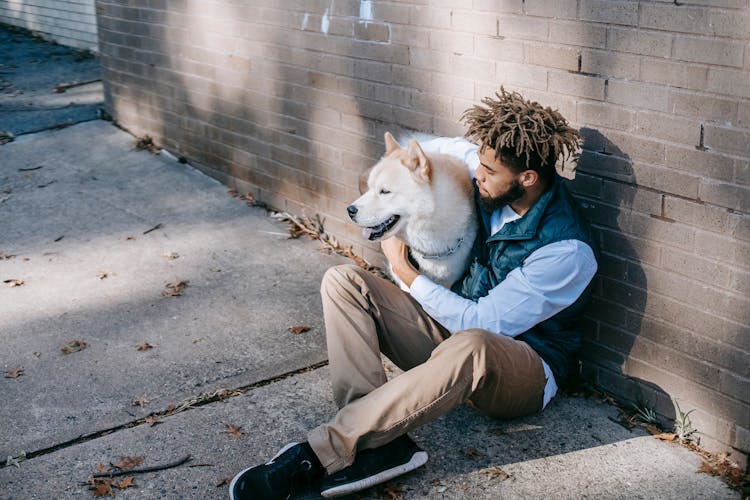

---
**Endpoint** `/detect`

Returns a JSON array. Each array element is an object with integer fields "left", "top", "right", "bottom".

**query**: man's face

[{"left": 474, "top": 147, "right": 525, "bottom": 213}]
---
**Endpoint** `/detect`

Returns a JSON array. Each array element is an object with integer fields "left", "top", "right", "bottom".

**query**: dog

[{"left": 347, "top": 132, "right": 478, "bottom": 289}]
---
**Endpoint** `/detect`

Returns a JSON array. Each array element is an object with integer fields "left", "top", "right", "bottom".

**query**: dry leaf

[
  {"left": 111, "top": 456, "right": 144, "bottom": 470},
  {"left": 90, "top": 478, "right": 114, "bottom": 497},
  {"left": 216, "top": 477, "right": 232, "bottom": 487},
  {"left": 136, "top": 342, "right": 154, "bottom": 351},
  {"left": 4, "top": 278, "right": 24, "bottom": 287},
  {"left": 125, "top": 236, "right": 135, "bottom": 241},
  {"left": 132, "top": 396, "right": 149, "bottom": 408},
  {"left": 225, "top": 423, "right": 243, "bottom": 438},
  {"left": 114, "top": 477, "right": 135, "bottom": 489},
  {"left": 96, "top": 463, "right": 111, "bottom": 473},
  {"left": 654, "top": 433, "right": 678, "bottom": 442},
  {"left": 0, "top": 253, "right": 16, "bottom": 260},
  {"left": 144, "top": 415, "right": 160, "bottom": 426},
  {"left": 165, "top": 404, "right": 177, "bottom": 414},
  {"left": 162, "top": 280, "right": 188, "bottom": 297},
  {"left": 480, "top": 465, "right": 512, "bottom": 481},
  {"left": 192, "top": 338, "right": 203, "bottom": 344},
  {"left": 381, "top": 482, "right": 405, "bottom": 500},
  {"left": 288, "top": 325, "right": 311, "bottom": 334},
  {"left": 163, "top": 252, "right": 179, "bottom": 259},
  {"left": 97, "top": 271, "right": 109, "bottom": 280},
  {"left": 463, "top": 447, "right": 484, "bottom": 461},
  {"left": 4, "top": 368, "right": 24, "bottom": 378},
  {"left": 61, "top": 339, "right": 87, "bottom": 354}
]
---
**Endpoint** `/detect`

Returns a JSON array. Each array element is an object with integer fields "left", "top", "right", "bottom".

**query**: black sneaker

[
  {"left": 319, "top": 435, "right": 428, "bottom": 498},
  {"left": 229, "top": 442, "right": 324, "bottom": 500}
]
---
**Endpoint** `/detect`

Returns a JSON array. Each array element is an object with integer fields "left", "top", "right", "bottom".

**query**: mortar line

[{"left": 1, "top": 360, "right": 328, "bottom": 469}]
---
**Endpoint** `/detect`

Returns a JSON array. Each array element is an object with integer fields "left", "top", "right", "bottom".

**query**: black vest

[{"left": 455, "top": 176, "right": 598, "bottom": 387}]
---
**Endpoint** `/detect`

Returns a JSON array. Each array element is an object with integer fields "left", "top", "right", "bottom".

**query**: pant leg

[
  {"left": 320, "top": 264, "right": 450, "bottom": 408},
  {"left": 308, "top": 328, "right": 547, "bottom": 474}
]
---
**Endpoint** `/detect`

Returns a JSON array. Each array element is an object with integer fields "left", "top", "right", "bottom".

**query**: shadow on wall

[{"left": 574, "top": 127, "right": 675, "bottom": 426}]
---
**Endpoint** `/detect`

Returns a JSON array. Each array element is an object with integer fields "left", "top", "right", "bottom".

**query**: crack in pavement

[{"left": 1, "top": 360, "right": 328, "bottom": 469}]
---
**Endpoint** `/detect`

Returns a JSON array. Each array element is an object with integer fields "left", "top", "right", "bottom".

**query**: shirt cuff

[{"left": 408, "top": 274, "right": 436, "bottom": 302}]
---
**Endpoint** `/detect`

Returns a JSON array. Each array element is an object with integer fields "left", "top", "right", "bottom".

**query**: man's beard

[{"left": 478, "top": 179, "right": 525, "bottom": 214}]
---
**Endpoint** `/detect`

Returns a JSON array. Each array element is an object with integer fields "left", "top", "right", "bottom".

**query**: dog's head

[{"left": 347, "top": 132, "right": 433, "bottom": 241}]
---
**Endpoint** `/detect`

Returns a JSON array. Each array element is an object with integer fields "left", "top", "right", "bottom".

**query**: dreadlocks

[{"left": 461, "top": 88, "right": 581, "bottom": 182}]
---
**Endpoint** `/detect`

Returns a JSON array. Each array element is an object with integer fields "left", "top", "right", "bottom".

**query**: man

[{"left": 230, "top": 89, "right": 598, "bottom": 499}]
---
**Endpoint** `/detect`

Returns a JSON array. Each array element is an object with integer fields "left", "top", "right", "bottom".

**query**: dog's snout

[{"left": 347, "top": 205, "right": 358, "bottom": 218}]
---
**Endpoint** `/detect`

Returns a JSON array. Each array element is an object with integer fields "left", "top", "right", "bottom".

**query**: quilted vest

[{"left": 455, "top": 176, "right": 598, "bottom": 387}]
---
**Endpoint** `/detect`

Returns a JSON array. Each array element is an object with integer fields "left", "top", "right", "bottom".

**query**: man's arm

[{"left": 405, "top": 240, "right": 597, "bottom": 335}]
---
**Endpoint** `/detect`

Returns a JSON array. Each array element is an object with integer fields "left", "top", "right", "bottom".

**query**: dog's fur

[{"left": 348, "top": 132, "right": 478, "bottom": 289}]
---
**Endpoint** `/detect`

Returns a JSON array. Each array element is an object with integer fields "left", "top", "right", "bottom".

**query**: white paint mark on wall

[
  {"left": 359, "top": 0, "right": 373, "bottom": 23},
  {"left": 301, "top": 12, "right": 309, "bottom": 30},
  {"left": 321, "top": 8, "right": 330, "bottom": 34}
]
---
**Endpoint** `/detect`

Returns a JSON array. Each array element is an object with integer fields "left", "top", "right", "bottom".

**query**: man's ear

[
  {"left": 403, "top": 139, "right": 431, "bottom": 183},
  {"left": 384, "top": 132, "right": 400, "bottom": 155},
  {"left": 520, "top": 169, "right": 539, "bottom": 187}
]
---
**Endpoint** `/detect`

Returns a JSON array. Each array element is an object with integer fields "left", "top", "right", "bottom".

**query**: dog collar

[{"left": 414, "top": 237, "right": 465, "bottom": 260}]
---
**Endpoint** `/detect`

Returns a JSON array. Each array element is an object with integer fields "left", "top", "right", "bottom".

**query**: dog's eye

[{"left": 379, "top": 189, "right": 391, "bottom": 195}]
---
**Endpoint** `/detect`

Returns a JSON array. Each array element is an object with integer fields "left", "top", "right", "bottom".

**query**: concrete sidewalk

[{"left": 0, "top": 26, "right": 741, "bottom": 500}]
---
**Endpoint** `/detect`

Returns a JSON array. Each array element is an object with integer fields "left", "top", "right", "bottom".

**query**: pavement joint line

[
  {"left": 4, "top": 116, "right": 101, "bottom": 139},
  {"left": 1, "top": 360, "right": 329, "bottom": 469}
]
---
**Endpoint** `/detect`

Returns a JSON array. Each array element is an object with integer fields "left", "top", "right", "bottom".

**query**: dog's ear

[
  {"left": 384, "top": 132, "right": 401, "bottom": 155},
  {"left": 404, "top": 140, "right": 431, "bottom": 183}
]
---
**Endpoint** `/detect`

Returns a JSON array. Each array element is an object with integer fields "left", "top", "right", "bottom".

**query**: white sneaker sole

[
  {"left": 320, "top": 450, "right": 428, "bottom": 498},
  {"left": 228, "top": 442, "right": 298, "bottom": 500}
]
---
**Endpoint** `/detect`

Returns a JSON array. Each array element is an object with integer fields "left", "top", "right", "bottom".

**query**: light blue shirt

[{"left": 409, "top": 137, "right": 598, "bottom": 408}]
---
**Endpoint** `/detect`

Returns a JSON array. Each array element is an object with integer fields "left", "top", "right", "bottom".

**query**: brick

[
  {"left": 739, "top": 101, "right": 750, "bottom": 128},
  {"left": 429, "top": 29, "right": 474, "bottom": 55},
  {"left": 704, "top": 124, "right": 750, "bottom": 157},
  {"left": 494, "top": 61, "right": 548, "bottom": 90},
  {"left": 695, "top": 229, "right": 750, "bottom": 270},
  {"left": 700, "top": 179, "right": 750, "bottom": 213},
  {"left": 392, "top": 65, "right": 430, "bottom": 90},
  {"left": 354, "top": 21, "right": 389, "bottom": 43},
  {"left": 628, "top": 337, "right": 722, "bottom": 389},
  {"left": 450, "top": 10, "right": 497, "bottom": 36},
  {"left": 524, "top": 0, "right": 577, "bottom": 19},
  {"left": 473, "top": 0, "right": 524, "bottom": 14},
  {"left": 577, "top": 101, "right": 635, "bottom": 131},
  {"left": 664, "top": 146, "right": 734, "bottom": 182},
  {"left": 409, "top": 47, "right": 452, "bottom": 72},
  {"left": 585, "top": 130, "right": 665, "bottom": 166},
  {"left": 525, "top": 43, "right": 579, "bottom": 71},
  {"left": 634, "top": 316, "right": 750, "bottom": 379},
  {"left": 580, "top": 0, "right": 638, "bottom": 26},
  {"left": 706, "top": 67, "right": 750, "bottom": 99},
  {"left": 642, "top": 58, "right": 709, "bottom": 91},
  {"left": 634, "top": 162, "right": 700, "bottom": 199},
  {"left": 737, "top": 159, "right": 750, "bottom": 186},
  {"left": 730, "top": 212, "right": 750, "bottom": 242},
  {"left": 670, "top": 90, "right": 739, "bottom": 122},
  {"left": 620, "top": 209, "right": 696, "bottom": 251},
  {"left": 497, "top": 15, "right": 548, "bottom": 41},
  {"left": 549, "top": 71, "right": 606, "bottom": 100},
  {"left": 370, "top": 2, "right": 412, "bottom": 23},
  {"left": 548, "top": 21, "right": 606, "bottom": 49},
  {"left": 409, "top": 6, "right": 451, "bottom": 29},
  {"left": 664, "top": 195, "right": 731, "bottom": 233},
  {"left": 390, "top": 25, "right": 429, "bottom": 48},
  {"left": 580, "top": 49, "right": 639, "bottom": 80},
  {"left": 577, "top": 150, "right": 633, "bottom": 183},
  {"left": 673, "top": 36, "right": 744, "bottom": 67},
  {"left": 662, "top": 249, "right": 733, "bottom": 290},
  {"left": 602, "top": 180, "right": 662, "bottom": 215},
  {"left": 636, "top": 111, "right": 700, "bottom": 145},
  {"left": 607, "top": 80, "right": 669, "bottom": 113},
  {"left": 640, "top": 4, "right": 714, "bottom": 35},
  {"left": 429, "top": 73, "right": 475, "bottom": 100},
  {"left": 475, "top": 36, "right": 525, "bottom": 63},
  {"left": 393, "top": 106, "right": 433, "bottom": 132}
]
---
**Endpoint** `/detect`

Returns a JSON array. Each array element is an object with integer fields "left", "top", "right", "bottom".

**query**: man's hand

[{"left": 381, "top": 237, "right": 420, "bottom": 288}]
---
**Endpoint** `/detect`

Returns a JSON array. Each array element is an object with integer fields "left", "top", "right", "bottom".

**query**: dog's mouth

[{"left": 362, "top": 215, "right": 400, "bottom": 241}]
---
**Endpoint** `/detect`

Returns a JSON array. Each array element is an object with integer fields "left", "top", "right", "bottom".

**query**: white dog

[{"left": 347, "top": 132, "right": 478, "bottom": 289}]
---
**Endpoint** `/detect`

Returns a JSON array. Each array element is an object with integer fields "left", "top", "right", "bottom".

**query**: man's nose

[{"left": 347, "top": 205, "right": 358, "bottom": 218}]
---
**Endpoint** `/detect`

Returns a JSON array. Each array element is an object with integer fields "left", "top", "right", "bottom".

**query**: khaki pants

[{"left": 307, "top": 264, "right": 547, "bottom": 473}]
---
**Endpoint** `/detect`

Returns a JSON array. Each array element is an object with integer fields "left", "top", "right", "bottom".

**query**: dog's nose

[{"left": 347, "top": 205, "right": 358, "bottom": 218}]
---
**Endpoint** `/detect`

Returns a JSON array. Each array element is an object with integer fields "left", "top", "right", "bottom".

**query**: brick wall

[
  {"left": 95, "top": 0, "right": 749, "bottom": 466},
  {"left": 0, "top": 0, "right": 98, "bottom": 51}
]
